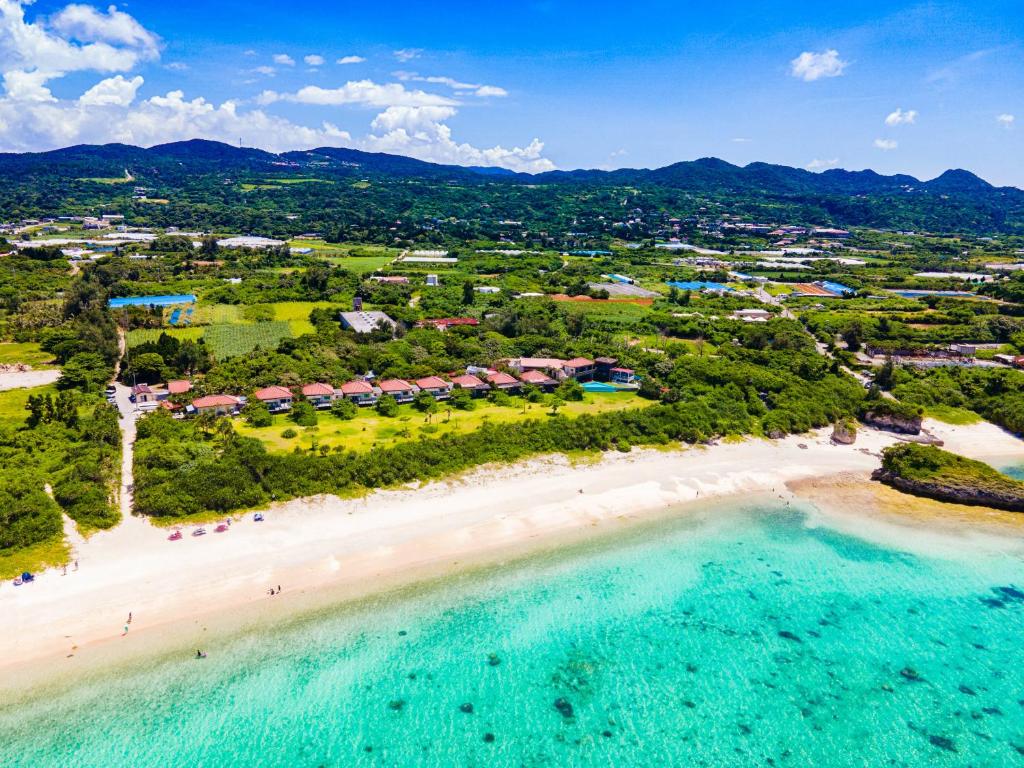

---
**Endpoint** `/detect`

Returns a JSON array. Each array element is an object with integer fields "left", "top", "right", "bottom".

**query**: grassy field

[
  {"left": 189, "top": 304, "right": 245, "bottom": 325},
  {"left": 236, "top": 392, "right": 646, "bottom": 453},
  {"left": 76, "top": 176, "right": 131, "bottom": 184},
  {"left": 270, "top": 302, "right": 341, "bottom": 335},
  {"left": 0, "top": 342, "right": 55, "bottom": 367},
  {"left": 322, "top": 255, "right": 395, "bottom": 274},
  {"left": 560, "top": 301, "right": 653, "bottom": 323},
  {"left": 127, "top": 327, "right": 205, "bottom": 347},
  {"left": 204, "top": 321, "right": 293, "bottom": 359},
  {"left": 924, "top": 404, "right": 983, "bottom": 425}
]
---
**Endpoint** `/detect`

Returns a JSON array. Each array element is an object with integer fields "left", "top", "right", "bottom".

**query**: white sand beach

[{"left": 2, "top": 419, "right": 1023, "bottom": 677}]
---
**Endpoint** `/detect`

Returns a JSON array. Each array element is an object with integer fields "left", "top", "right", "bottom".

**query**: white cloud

[
  {"left": 731, "top": 137, "right": 752, "bottom": 143},
  {"left": 0, "top": 6, "right": 550, "bottom": 173},
  {"left": 337, "top": 55, "right": 365, "bottom": 65},
  {"left": 789, "top": 49, "right": 848, "bottom": 82},
  {"left": 0, "top": 0, "right": 157, "bottom": 74},
  {"left": 997, "top": 113, "right": 1015, "bottom": 128},
  {"left": 394, "top": 71, "right": 508, "bottom": 97},
  {"left": 393, "top": 48, "right": 422, "bottom": 62},
  {"left": 3, "top": 68, "right": 58, "bottom": 102},
  {"left": 364, "top": 104, "right": 554, "bottom": 173},
  {"left": 304, "top": 54, "right": 324, "bottom": 67},
  {"left": 885, "top": 108, "right": 917, "bottom": 126},
  {"left": 0, "top": 86, "right": 351, "bottom": 153},
  {"left": 78, "top": 73, "right": 142, "bottom": 106},
  {"left": 873, "top": 138, "right": 898, "bottom": 150},
  {"left": 806, "top": 157, "right": 839, "bottom": 170},
  {"left": 258, "top": 80, "right": 458, "bottom": 108},
  {"left": 49, "top": 3, "right": 159, "bottom": 52}
]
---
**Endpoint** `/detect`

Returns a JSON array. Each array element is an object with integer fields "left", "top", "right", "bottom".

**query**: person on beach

[{"left": 122, "top": 624, "right": 129, "bottom": 636}]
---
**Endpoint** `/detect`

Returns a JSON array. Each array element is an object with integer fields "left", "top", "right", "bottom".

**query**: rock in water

[
  {"left": 459, "top": 703, "right": 474, "bottom": 714},
  {"left": 554, "top": 697, "right": 574, "bottom": 718}
]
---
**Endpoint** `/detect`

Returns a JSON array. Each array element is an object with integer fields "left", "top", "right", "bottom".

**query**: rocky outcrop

[
  {"left": 872, "top": 469, "right": 1024, "bottom": 512},
  {"left": 862, "top": 409, "right": 922, "bottom": 435},
  {"left": 830, "top": 421, "right": 856, "bottom": 445}
]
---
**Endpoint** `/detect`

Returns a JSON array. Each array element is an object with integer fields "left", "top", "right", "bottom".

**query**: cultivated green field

[
  {"left": 203, "top": 321, "right": 293, "bottom": 359},
  {"left": 126, "top": 327, "right": 205, "bottom": 347}
]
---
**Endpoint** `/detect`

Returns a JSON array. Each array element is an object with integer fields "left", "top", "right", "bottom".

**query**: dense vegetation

[{"left": 876, "top": 443, "right": 1024, "bottom": 512}]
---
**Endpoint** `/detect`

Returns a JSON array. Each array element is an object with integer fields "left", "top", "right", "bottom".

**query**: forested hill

[{"left": 2, "top": 138, "right": 1023, "bottom": 235}]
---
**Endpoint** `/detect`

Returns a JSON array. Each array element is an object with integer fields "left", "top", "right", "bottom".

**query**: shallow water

[{"left": 2, "top": 502, "right": 1024, "bottom": 767}]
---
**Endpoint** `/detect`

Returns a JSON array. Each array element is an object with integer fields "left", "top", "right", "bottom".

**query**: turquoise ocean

[{"left": 2, "top": 501, "right": 1023, "bottom": 767}]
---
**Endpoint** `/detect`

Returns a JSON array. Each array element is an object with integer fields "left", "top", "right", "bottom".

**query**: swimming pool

[
  {"left": 581, "top": 381, "right": 619, "bottom": 392},
  {"left": 108, "top": 294, "right": 196, "bottom": 308}
]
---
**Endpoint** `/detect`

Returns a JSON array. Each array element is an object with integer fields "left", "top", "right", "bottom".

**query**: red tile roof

[
  {"left": 415, "top": 376, "right": 449, "bottom": 390},
  {"left": 451, "top": 374, "right": 488, "bottom": 389},
  {"left": 378, "top": 378, "right": 414, "bottom": 393},
  {"left": 132, "top": 384, "right": 153, "bottom": 395},
  {"left": 486, "top": 371, "right": 518, "bottom": 386},
  {"left": 611, "top": 367, "right": 635, "bottom": 373},
  {"left": 517, "top": 357, "right": 564, "bottom": 370},
  {"left": 192, "top": 394, "right": 240, "bottom": 408},
  {"left": 302, "top": 382, "right": 334, "bottom": 397},
  {"left": 254, "top": 386, "right": 292, "bottom": 401},
  {"left": 167, "top": 379, "right": 192, "bottom": 394},
  {"left": 564, "top": 357, "right": 595, "bottom": 368},
  {"left": 339, "top": 380, "right": 374, "bottom": 395},
  {"left": 518, "top": 370, "right": 556, "bottom": 385}
]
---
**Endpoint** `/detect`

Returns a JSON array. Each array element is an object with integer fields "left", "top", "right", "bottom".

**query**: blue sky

[{"left": 5, "top": 1, "right": 1023, "bottom": 184}]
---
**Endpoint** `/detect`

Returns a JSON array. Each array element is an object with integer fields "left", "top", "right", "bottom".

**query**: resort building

[
  {"left": 191, "top": 394, "right": 242, "bottom": 417},
  {"left": 302, "top": 383, "right": 336, "bottom": 409},
  {"left": 414, "top": 376, "right": 452, "bottom": 400},
  {"left": 594, "top": 357, "right": 619, "bottom": 381},
  {"left": 253, "top": 385, "right": 293, "bottom": 413},
  {"left": 563, "top": 357, "right": 596, "bottom": 382},
  {"left": 610, "top": 367, "right": 637, "bottom": 385},
  {"left": 518, "top": 369, "right": 558, "bottom": 391},
  {"left": 370, "top": 275, "right": 410, "bottom": 284},
  {"left": 338, "top": 380, "right": 379, "bottom": 406},
  {"left": 377, "top": 379, "right": 419, "bottom": 404},
  {"left": 509, "top": 357, "right": 566, "bottom": 377},
  {"left": 339, "top": 310, "right": 398, "bottom": 335},
  {"left": 450, "top": 373, "right": 491, "bottom": 397},
  {"left": 486, "top": 371, "right": 521, "bottom": 393}
]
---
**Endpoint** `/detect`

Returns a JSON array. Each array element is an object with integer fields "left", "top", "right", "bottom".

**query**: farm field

[
  {"left": 270, "top": 302, "right": 341, "bottom": 335},
  {"left": 0, "top": 342, "right": 55, "bottom": 367},
  {"left": 203, "top": 321, "right": 292, "bottom": 359},
  {"left": 236, "top": 391, "right": 646, "bottom": 453},
  {"left": 126, "top": 327, "right": 205, "bottom": 347}
]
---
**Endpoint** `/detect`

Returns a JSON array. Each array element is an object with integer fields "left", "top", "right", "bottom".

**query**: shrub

[
  {"left": 376, "top": 395, "right": 399, "bottom": 417},
  {"left": 289, "top": 400, "right": 318, "bottom": 427},
  {"left": 330, "top": 398, "right": 358, "bottom": 420},
  {"left": 281, "top": 428, "right": 298, "bottom": 439}
]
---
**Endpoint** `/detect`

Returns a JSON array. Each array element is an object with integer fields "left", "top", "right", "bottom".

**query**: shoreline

[{"left": 2, "top": 419, "right": 1023, "bottom": 690}]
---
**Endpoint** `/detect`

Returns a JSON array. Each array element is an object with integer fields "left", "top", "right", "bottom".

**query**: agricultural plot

[
  {"left": 561, "top": 301, "right": 653, "bottom": 324},
  {"left": 271, "top": 302, "right": 342, "bottom": 335},
  {"left": 127, "top": 327, "right": 205, "bottom": 347},
  {"left": 203, "top": 321, "right": 292, "bottom": 359}
]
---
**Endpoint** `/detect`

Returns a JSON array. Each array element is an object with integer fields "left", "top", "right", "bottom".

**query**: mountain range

[{"left": 1, "top": 139, "right": 1022, "bottom": 233}]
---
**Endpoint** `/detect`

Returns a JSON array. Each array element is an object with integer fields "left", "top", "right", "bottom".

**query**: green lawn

[
  {"left": 0, "top": 342, "right": 55, "bottom": 367},
  {"left": 321, "top": 255, "right": 395, "bottom": 273},
  {"left": 0, "top": 384, "right": 57, "bottom": 424},
  {"left": 236, "top": 392, "right": 646, "bottom": 453}
]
